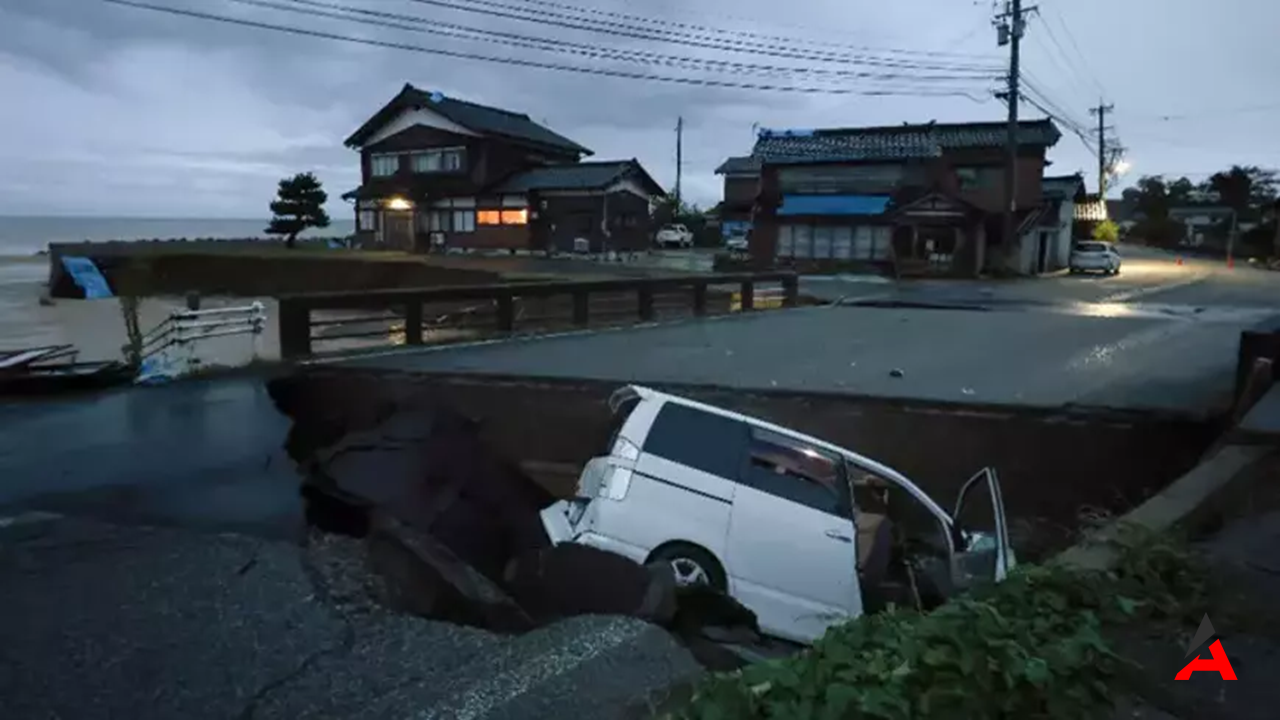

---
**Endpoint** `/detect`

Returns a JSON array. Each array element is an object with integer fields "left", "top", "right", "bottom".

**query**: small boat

[{"left": 0, "top": 345, "right": 136, "bottom": 397}]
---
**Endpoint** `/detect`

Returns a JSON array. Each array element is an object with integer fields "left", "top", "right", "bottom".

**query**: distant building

[
  {"left": 713, "top": 155, "right": 761, "bottom": 241},
  {"left": 744, "top": 119, "right": 1064, "bottom": 276}
]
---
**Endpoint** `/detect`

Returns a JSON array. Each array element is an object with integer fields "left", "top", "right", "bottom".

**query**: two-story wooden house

[
  {"left": 713, "top": 155, "right": 761, "bottom": 240},
  {"left": 746, "top": 119, "right": 1063, "bottom": 276},
  {"left": 341, "top": 84, "right": 664, "bottom": 254}
]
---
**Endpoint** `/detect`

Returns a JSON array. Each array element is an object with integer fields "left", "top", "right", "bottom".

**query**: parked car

[
  {"left": 1069, "top": 241, "right": 1122, "bottom": 275},
  {"left": 655, "top": 224, "right": 694, "bottom": 249},
  {"left": 724, "top": 233, "right": 749, "bottom": 253},
  {"left": 540, "top": 385, "right": 1015, "bottom": 645}
]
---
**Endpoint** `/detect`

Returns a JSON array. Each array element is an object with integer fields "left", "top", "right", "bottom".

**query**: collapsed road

[{"left": 0, "top": 363, "right": 1223, "bottom": 719}]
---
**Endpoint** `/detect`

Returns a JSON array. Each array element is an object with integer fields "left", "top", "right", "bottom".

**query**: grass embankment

[{"left": 667, "top": 528, "right": 1213, "bottom": 719}]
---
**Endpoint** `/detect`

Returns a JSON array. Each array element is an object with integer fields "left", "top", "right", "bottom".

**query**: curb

[{"left": 1057, "top": 444, "right": 1274, "bottom": 571}]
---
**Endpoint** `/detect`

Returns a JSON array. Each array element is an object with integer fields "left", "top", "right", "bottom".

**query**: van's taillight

[
  {"left": 611, "top": 437, "right": 641, "bottom": 462},
  {"left": 599, "top": 466, "right": 634, "bottom": 501}
]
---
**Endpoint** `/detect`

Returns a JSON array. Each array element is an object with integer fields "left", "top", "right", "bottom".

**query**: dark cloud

[{"left": 1, "top": 0, "right": 1276, "bottom": 217}]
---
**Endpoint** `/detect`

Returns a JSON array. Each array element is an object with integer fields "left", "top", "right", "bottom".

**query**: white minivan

[{"left": 540, "top": 385, "right": 1015, "bottom": 645}]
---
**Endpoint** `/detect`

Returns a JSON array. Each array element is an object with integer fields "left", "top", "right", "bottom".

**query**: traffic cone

[
  {"left": 1228, "top": 256, "right": 1235, "bottom": 269},
  {"left": 1176, "top": 256, "right": 1183, "bottom": 266}
]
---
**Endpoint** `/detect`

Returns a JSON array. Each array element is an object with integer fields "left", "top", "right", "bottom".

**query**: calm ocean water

[{"left": 0, "top": 215, "right": 356, "bottom": 257}]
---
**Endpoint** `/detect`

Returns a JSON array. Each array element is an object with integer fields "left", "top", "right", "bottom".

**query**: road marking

[
  {"left": 1099, "top": 274, "right": 1208, "bottom": 303},
  {"left": 0, "top": 511, "right": 62, "bottom": 529}
]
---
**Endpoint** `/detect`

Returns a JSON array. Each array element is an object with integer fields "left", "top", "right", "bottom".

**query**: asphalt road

[{"left": 343, "top": 247, "right": 1279, "bottom": 417}]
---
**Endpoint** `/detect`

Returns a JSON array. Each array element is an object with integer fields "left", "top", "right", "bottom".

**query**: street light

[{"left": 1112, "top": 159, "right": 1132, "bottom": 176}]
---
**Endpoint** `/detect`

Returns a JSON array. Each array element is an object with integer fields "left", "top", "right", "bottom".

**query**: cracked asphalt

[{"left": 0, "top": 515, "right": 702, "bottom": 720}]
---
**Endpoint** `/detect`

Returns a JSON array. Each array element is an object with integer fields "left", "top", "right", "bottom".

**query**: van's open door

[{"left": 949, "top": 468, "right": 1014, "bottom": 588}]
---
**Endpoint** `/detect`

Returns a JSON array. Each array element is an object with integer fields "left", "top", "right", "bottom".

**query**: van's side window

[
  {"left": 643, "top": 403, "right": 748, "bottom": 479},
  {"left": 740, "top": 427, "right": 847, "bottom": 516}
]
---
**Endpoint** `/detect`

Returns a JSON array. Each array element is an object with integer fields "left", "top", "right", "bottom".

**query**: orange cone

[{"left": 1176, "top": 256, "right": 1183, "bottom": 266}]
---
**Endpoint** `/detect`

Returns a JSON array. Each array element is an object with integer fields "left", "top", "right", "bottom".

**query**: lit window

[
  {"left": 477, "top": 210, "right": 502, "bottom": 225},
  {"left": 500, "top": 209, "right": 528, "bottom": 225},
  {"left": 371, "top": 154, "right": 398, "bottom": 177}
]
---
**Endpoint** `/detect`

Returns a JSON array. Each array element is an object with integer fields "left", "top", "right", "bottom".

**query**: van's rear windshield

[
  {"left": 606, "top": 396, "right": 640, "bottom": 450},
  {"left": 1075, "top": 242, "right": 1107, "bottom": 253}
]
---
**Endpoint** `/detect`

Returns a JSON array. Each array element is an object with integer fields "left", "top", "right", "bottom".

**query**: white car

[
  {"left": 540, "top": 385, "right": 1015, "bottom": 645},
  {"left": 1069, "top": 241, "right": 1122, "bottom": 275},
  {"left": 725, "top": 233, "right": 749, "bottom": 252},
  {"left": 655, "top": 224, "right": 694, "bottom": 249}
]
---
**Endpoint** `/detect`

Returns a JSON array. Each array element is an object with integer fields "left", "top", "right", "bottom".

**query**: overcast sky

[{"left": 1, "top": 0, "right": 1276, "bottom": 218}]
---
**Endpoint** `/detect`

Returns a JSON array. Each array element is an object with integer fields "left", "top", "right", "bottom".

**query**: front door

[
  {"left": 381, "top": 211, "right": 415, "bottom": 251},
  {"left": 725, "top": 425, "right": 860, "bottom": 643},
  {"left": 950, "top": 468, "right": 1014, "bottom": 588}
]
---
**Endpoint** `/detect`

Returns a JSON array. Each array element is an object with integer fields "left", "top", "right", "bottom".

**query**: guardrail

[
  {"left": 137, "top": 302, "right": 267, "bottom": 379},
  {"left": 277, "top": 271, "right": 799, "bottom": 360}
]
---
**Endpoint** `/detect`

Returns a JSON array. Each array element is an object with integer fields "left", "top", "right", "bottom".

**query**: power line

[
  {"left": 1042, "top": 2, "right": 1105, "bottom": 99},
  {"left": 99, "top": 0, "right": 994, "bottom": 98},
  {"left": 486, "top": 0, "right": 1002, "bottom": 60},
  {"left": 249, "top": 0, "right": 999, "bottom": 84},
  {"left": 401, "top": 0, "right": 1004, "bottom": 71},
  {"left": 1027, "top": 26, "right": 1096, "bottom": 105}
]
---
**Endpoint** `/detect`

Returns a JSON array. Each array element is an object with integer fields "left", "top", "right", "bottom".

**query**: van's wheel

[{"left": 647, "top": 543, "right": 727, "bottom": 592}]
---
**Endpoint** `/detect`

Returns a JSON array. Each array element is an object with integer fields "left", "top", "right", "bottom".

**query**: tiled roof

[
  {"left": 752, "top": 120, "right": 1061, "bottom": 165},
  {"left": 346, "top": 84, "right": 591, "bottom": 156},
  {"left": 1042, "top": 173, "right": 1086, "bottom": 198},
  {"left": 490, "top": 160, "right": 664, "bottom": 195},
  {"left": 715, "top": 156, "right": 762, "bottom": 175}
]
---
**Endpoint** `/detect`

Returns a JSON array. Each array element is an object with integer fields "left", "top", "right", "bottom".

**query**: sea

[{"left": 0, "top": 216, "right": 354, "bottom": 365}]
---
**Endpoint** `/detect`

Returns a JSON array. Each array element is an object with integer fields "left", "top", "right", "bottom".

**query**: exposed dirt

[{"left": 276, "top": 368, "right": 1220, "bottom": 560}]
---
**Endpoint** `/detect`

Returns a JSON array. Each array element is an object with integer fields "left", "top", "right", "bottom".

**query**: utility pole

[
  {"left": 674, "top": 116, "right": 684, "bottom": 212},
  {"left": 995, "top": 0, "right": 1032, "bottom": 276},
  {"left": 1090, "top": 102, "right": 1115, "bottom": 198}
]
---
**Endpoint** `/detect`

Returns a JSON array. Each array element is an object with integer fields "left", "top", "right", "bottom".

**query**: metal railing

[
  {"left": 136, "top": 302, "right": 267, "bottom": 379},
  {"left": 276, "top": 271, "right": 799, "bottom": 360}
]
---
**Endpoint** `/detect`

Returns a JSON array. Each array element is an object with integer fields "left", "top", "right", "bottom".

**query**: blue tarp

[
  {"left": 778, "top": 194, "right": 892, "bottom": 217},
  {"left": 721, "top": 220, "right": 752, "bottom": 238},
  {"left": 60, "top": 256, "right": 114, "bottom": 299}
]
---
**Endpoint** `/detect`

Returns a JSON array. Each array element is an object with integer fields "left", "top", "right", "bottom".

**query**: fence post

[
  {"left": 781, "top": 274, "right": 799, "bottom": 307},
  {"left": 404, "top": 300, "right": 424, "bottom": 345},
  {"left": 739, "top": 280, "right": 755, "bottom": 311},
  {"left": 692, "top": 282, "right": 708, "bottom": 316},
  {"left": 278, "top": 298, "right": 312, "bottom": 360},
  {"left": 638, "top": 284, "right": 655, "bottom": 321},
  {"left": 572, "top": 290, "right": 590, "bottom": 326},
  {"left": 496, "top": 292, "right": 515, "bottom": 332}
]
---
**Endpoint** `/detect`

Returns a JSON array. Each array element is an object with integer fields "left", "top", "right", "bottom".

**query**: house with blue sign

[{"left": 745, "top": 119, "right": 1064, "bottom": 277}]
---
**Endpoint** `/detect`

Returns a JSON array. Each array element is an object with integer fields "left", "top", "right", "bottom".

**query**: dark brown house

[
  {"left": 713, "top": 155, "right": 761, "bottom": 240},
  {"left": 747, "top": 120, "right": 1063, "bottom": 276},
  {"left": 342, "top": 84, "right": 665, "bottom": 254}
]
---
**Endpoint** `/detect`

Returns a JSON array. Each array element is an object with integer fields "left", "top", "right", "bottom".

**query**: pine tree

[{"left": 266, "top": 172, "right": 330, "bottom": 249}]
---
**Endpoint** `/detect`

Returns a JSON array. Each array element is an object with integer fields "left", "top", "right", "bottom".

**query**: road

[{"left": 342, "top": 246, "right": 1279, "bottom": 417}]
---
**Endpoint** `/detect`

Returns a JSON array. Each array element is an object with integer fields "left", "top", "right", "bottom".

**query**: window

[
  {"left": 420, "top": 209, "right": 476, "bottom": 233},
  {"left": 358, "top": 210, "right": 376, "bottom": 231},
  {"left": 410, "top": 148, "right": 466, "bottom": 174},
  {"left": 740, "top": 427, "right": 847, "bottom": 517},
  {"left": 793, "top": 225, "right": 813, "bottom": 258},
  {"left": 453, "top": 210, "right": 475, "bottom": 233},
  {"left": 832, "top": 226, "right": 853, "bottom": 260},
  {"left": 956, "top": 166, "right": 998, "bottom": 190},
  {"left": 370, "top": 154, "right": 399, "bottom": 177},
  {"left": 812, "top": 225, "right": 833, "bottom": 259},
  {"left": 477, "top": 209, "right": 527, "bottom": 226},
  {"left": 643, "top": 403, "right": 748, "bottom": 480},
  {"left": 776, "top": 225, "right": 794, "bottom": 258},
  {"left": 871, "top": 226, "right": 892, "bottom": 259},
  {"left": 500, "top": 209, "right": 528, "bottom": 225}
]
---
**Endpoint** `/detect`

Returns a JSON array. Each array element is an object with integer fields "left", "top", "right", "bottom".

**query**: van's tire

[{"left": 646, "top": 543, "right": 727, "bottom": 592}]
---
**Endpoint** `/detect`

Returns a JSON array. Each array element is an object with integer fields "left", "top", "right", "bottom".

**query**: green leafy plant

[
  {"left": 671, "top": 535, "right": 1206, "bottom": 720},
  {"left": 1093, "top": 219, "right": 1121, "bottom": 243}
]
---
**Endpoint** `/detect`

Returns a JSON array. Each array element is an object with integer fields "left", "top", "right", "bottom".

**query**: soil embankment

[
  {"left": 46, "top": 242, "right": 505, "bottom": 298},
  {"left": 281, "top": 368, "right": 1220, "bottom": 559}
]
